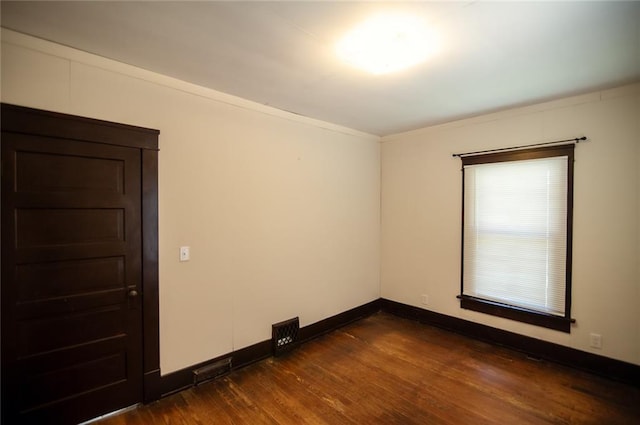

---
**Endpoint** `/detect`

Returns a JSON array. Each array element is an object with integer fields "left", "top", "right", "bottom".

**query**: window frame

[{"left": 459, "top": 145, "right": 574, "bottom": 333}]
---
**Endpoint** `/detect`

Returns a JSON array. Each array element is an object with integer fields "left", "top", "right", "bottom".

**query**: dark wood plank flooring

[{"left": 97, "top": 313, "right": 640, "bottom": 424}]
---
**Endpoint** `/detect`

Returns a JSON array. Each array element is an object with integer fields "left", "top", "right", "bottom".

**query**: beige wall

[
  {"left": 381, "top": 84, "right": 640, "bottom": 365},
  {"left": 3, "top": 27, "right": 638, "bottom": 371},
  {"left": 1, "top": 29, "right": 381, "bottom": 374}
]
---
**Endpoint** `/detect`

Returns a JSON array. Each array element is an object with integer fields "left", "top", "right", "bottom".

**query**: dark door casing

[{"left": 1, "top": 104, "right": 160, "bottom": 424}]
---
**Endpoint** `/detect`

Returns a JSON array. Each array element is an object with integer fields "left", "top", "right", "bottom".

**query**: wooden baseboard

[
  {"left": 157, "top": 299, "right": 382, "bottom": 398},
  {"left": 157, "top": 341, "right": 272, "bottom": 398},
  {"left": 143, "top": 369, "right": 162, "bottom": 403},
  {"left": 298, "top": 299, "right": 382, "bottom": 343},
  {"left": 380, "top": 298, "right": 640, "bottom": 388},
  {"left": 155, "top": 297, "right": 638, "bottom": 398}
]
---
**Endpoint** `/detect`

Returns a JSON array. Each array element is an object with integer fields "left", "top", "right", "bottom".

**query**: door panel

[
  {"left": 16, "top": 150, "right": 126, "bottom": 194},
  {"left": 2, "top": 131, "right": 144, "bottom": 424},
  {"left": 17, "top": 208, "right": 126, "bottom": 247},
  {"left": 16, "top": 257, "right": 125, "bottom": 301},
  {"left": 20, "top": 351, "right": 127, "bottom": 412}
]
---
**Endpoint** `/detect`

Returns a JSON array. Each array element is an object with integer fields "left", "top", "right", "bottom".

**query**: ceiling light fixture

[{"left": 336, "top": 13, "right": 437, "bottom": 75}]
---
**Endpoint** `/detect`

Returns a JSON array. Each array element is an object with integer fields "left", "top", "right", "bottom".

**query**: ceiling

[{"left": 1, "top": 1, "right": 639, "bottom": 136}]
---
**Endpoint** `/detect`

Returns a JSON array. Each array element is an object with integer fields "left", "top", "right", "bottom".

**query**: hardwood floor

[{"left": 97, "top": 313, "right": 640, "bottom": 424}]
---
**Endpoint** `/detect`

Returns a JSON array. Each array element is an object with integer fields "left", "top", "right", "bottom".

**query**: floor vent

[
  {"left": 272, "top": 317, "right": 299, "bottom": 356},
  {"left": 193, "top": 357, "right": 231, "bottom": 385}
]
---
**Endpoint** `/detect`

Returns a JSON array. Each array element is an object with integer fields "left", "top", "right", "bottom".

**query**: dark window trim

[
  {"left": 460, "top": 144, "right": 575, "bottom": 333},
  {"left": 459, "top": 295, "right": 573, "bottom": 332}
]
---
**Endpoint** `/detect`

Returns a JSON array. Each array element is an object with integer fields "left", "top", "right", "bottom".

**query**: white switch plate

[
  {"left": 179, "top": 246, "right": 190, "bottom": 262},
  {"left": 589, "top": 333, "right": 602, "bottom": 349}
]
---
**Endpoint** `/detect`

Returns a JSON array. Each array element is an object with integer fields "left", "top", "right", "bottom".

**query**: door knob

[{"left": 128, "top": 289, "right": 138, "bottom": 298}]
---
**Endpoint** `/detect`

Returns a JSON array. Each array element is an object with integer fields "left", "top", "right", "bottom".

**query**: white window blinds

[{"left": 463, "top": 155, "right": 569, "bottom": 316}]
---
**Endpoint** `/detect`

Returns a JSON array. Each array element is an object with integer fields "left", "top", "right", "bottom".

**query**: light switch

[{"left": 179, "top": 246, "right": 190, "bottom": 262}]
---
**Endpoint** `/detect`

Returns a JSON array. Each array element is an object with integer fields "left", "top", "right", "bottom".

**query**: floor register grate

[{"left": 272, "top": 317, "right": 299, "bottom": 356}]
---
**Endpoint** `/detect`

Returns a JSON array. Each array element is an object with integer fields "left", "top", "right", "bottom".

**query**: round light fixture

[{"left": 336, "top": 13, "right": 437, "bottom": 75}]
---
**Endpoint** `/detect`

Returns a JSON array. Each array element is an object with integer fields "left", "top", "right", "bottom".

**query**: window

[{"left": 460, "top": 145, "right": 574, "bottom": 332}]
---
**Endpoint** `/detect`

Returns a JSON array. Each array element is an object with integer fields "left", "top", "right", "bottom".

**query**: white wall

[
  {"left": 1, "top": 29, "right": 381, "bottom": 374},
  {"left": 381, "top": 84, "right": 640, "bottom": 365}
]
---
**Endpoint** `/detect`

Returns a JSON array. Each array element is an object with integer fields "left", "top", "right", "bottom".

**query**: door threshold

[{"left": 78, "top": 404, "right": 140, "bottom": 425}]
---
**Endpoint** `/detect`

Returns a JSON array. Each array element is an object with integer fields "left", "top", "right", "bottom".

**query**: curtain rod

[{"left": 452, "top": 136, "right": 587, "bottom": 158}]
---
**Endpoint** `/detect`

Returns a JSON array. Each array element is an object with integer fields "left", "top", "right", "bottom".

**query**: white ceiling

[{"left": 2, "top": 1, "right": 639, "bottom": 136}]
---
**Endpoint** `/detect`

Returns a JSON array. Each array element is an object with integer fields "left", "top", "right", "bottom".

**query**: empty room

[{"left": 1, "top": 1, "right": 639, "bottom": 424}]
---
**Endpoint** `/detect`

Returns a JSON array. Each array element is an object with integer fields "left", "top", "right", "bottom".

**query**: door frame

[{"left": 0, "top": 103, "right": 161, "bottom": 404}]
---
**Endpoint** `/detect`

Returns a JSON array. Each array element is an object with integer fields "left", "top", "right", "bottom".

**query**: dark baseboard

[
  {"left": 380, "top": 298, "right": 640, "bottom": 388},
  {"left": 157, "top": 299, "right": 382, "bottom": 398},
  {"left": 155, "top": 297, "right": 638, "bottom": 398},
  {"left": 143, "top": 369, "right": 162, "bottom": 403},
  {"left": 299, "top": 299, "right": 382, "bottom": 343},
  {"left": 157, "top": 340, "right": 272, "bottom": 398}
]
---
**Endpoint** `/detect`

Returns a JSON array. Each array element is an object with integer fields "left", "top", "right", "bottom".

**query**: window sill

[{"left": 459, "top": 295, "right": 573, "bottom": 333}]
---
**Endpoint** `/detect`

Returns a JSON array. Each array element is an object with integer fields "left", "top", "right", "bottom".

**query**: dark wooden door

[{"left": 1, "top": 110, "right": 150, "bottom": 424}]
